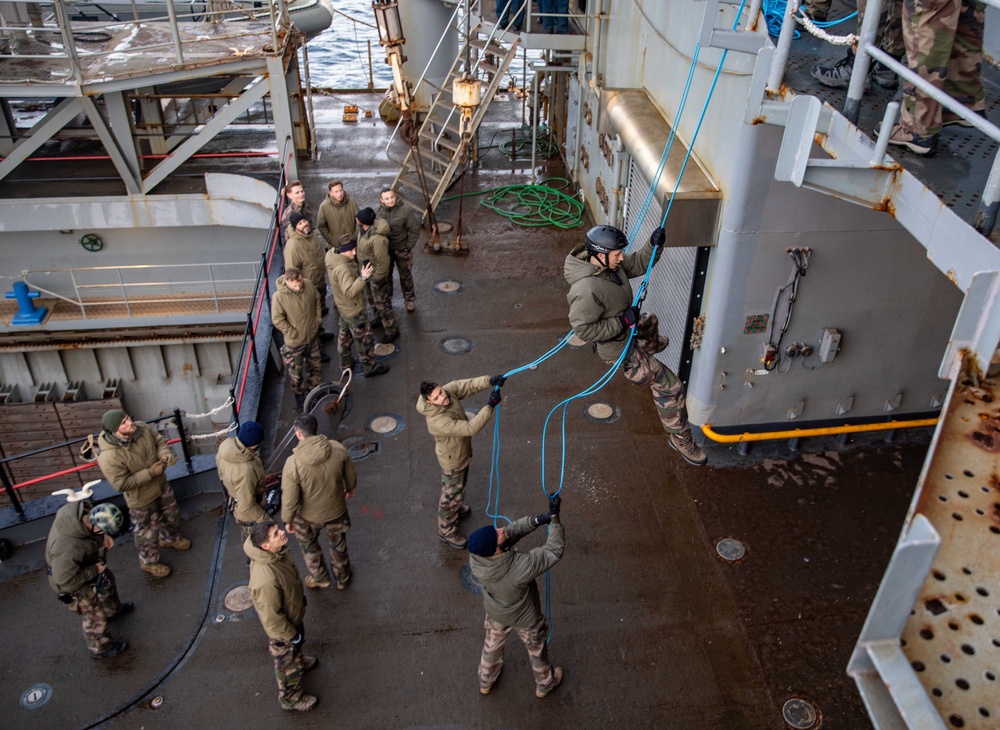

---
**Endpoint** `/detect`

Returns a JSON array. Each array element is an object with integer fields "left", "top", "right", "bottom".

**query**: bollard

[{"left": 5, "top": 281, "right": 48, "bottom": 325}]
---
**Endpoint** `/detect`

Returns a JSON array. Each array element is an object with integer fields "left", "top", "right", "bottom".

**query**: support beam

[
  {"left": 141, "top": 79, "right": 269, "bottom": 193},
  {"left": 102, "top": 91, "right": 142, "bottom": 183},
  {"left": 161, "top": 76, "right": 256, "bottom": 151},
  {"left": 0, "top": 98, "right": 81, "bottom": 184},
  {"left": 138, "top": 93, "right": 169, "bottom": 156},
  {"left": 0, "top": 100, "right": 16, "bottom": 155},
  {"left": 78, "top": 96, "right": 142, "bottom": 195},
  {"left": 267, "top": 54, "right": 298, "bottom": 180}
]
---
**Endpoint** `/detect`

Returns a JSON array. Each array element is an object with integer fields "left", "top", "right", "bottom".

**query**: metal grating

[
  {"left": 899, "top": 373, "right": 1000, "bottom": 729},
  {"left": 623, "top": 158, "right": 697, "bottom": 375}
]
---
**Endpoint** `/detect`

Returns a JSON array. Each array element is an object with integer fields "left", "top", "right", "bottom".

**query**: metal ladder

[{"left": 390, "top": 25, "right": 521, "bottom": 215}]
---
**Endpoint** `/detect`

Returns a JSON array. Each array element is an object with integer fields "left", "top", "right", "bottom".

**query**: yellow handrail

[{"left": 701, "top": 417, "right": 939, "bottom": 443}]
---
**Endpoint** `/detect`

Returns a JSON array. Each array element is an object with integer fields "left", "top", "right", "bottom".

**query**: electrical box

[{"left": 819, "top": 328, "right": 841, "bottom": 363}]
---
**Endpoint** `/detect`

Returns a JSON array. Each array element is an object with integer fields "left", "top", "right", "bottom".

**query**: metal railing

[
  {"left": 765, "top": 0, "right": 1000, "bottom": 236},
  {"left": 0, "top": 0, "right": 292, "bottom": 85},
  {"left": 0, "top": 413, "right": 186, "bottom": 518},
  {"left": 20, "top": 261, "right": 260, "bottom": 320},
  {"left": 227, "top": 142, "right": 292, "bottom": 428}
]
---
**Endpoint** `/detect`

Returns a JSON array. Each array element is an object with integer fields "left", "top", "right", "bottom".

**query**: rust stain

[
  {"left": 946, "top": 268, "right": 959, "bottom": 285},
  {"left": 752, "top": 115, "right": 765, "bottom": 125},
  {"left": 182, "top": 363, "right": 194, "bottom": 372}
]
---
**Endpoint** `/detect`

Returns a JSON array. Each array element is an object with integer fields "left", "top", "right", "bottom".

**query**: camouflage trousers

[
  {"left": 369, "top": 278, "right": 399, "bottom": 336},
  {"left": 437, "top": 461, "right": 469, "bottom": 537},
  {"left": 804, "top": 0, "right": 904, "bottom": 55},
  {"left": 66, "top": 568, "right": 122, "bottom": 655},
  {"left": 268, "top": 637, "right": 306, "bottom": 707},
  {"left": 130, "top": 480, "right": 182, "bottom": 566},
  {"left": 901, "top": 0, "right": 985, "bottom": 136},
  {"left": 280, "top": 339, "right": 323, "bottom": 396},
  {"left": 606, "top": 342, "right": 689, "bottom": 435},
  {"left": 291, "top": 512, "right": 352, "bottom": 585},
  {"left": 479, "top": 614, "right": 557, "bottom": 694},
  {"left": 388, "top": 247, "right": 416, "bottom": 303},
  {"left": 337, "top": 311, "right": 377, "bottom": 372}
]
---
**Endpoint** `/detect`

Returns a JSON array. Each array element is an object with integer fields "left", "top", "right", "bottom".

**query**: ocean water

[{"left": 306, "top": 0, "right": 541, "bottom": 90}]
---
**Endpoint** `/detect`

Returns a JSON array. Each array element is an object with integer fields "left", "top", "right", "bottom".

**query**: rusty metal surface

[
  {"left": 0, "top": 21, "right": 275, "bottom": 86},
  {"left": 901, "top": 372, "right": 1000, "bottom": 729}
]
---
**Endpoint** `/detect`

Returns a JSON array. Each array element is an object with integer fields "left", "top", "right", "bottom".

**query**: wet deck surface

[{"left": 0, "top": 92, "right": 933, "bottom": 729}]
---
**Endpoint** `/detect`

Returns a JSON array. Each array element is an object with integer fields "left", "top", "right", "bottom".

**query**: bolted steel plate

[
  {"left": 587, "top": 402, "right": 614, "bottom": 419},
  {"left": 782, "top": 697, "right": 819, "bottom": 729},
  {"left": 716, "top": 537, "right": 747, "bottom": 562},
  {"left": 440, "top": 336, "right": 473, "bottom": 355},
  {"left": 365, "top": 413, "right": 404, "bottom": 437},
  {"left": 369, "top": 416, "right": 398, "bottom": 434},
  {"left": 224, "top": 585, "right": 253, "bottom": 612},
  {"left": 373, "top": 342, "right": 396, "bottom": 357},
  {"left": 343, "top": 435, "right": 380, "bottom": 460},
  {"left": 583, "top": 401, "right": 620, "bottom": 424},
  {"left": 434, "top": 279, "right": 464, "bottom": 294},
  {"left": 20, "top": 684, "right": 52, "bottom": 710}
]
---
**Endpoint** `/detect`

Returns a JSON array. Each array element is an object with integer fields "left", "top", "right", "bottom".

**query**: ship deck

[{"left": 0, "top": 90, "right": 936, "bottom": 729}]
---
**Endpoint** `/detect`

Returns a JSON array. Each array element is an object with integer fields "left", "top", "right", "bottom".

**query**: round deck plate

[
  {"left": 20, "top": 684, "right": 52, "bottom": 710},
  {"left": 224, "top": 585, "right": 253, "bottom": 612},
  {"left": 440, "top": 336, "right": 473, "bottom": 355},
  {"left": 782, "top": 697, "right": 819, "bottom": 728},
  {"left": 716, "top": 538, "right": 747, "bottom": 562}
]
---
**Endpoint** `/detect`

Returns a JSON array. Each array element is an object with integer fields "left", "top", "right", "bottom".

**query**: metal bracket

[
  {"left": 102, "top": 378, "right": 121, "bottom": 399},
  {"left": 63, "top": 381, "right": 84, "bottom": 402},
  {"left": 848, "top": 515, "right": 944, "bottom": 730},
  {"left": 938, "top": 270, "right": 1000, "bottom": 381},
  {"left": 33, "top": 382, "right": 56, "bottom": 403},
  {"left": 0, "top": 383, "right": 18, "bottom": 404},
  {"left": 699, "top": 0, "right": 768, "bottom": 54},
  {"left": 775, "top": 95, "right": 821, "bottom": 187}
]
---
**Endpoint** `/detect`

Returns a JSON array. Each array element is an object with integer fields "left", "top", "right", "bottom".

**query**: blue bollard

[{"left": 5, "top": 281, "right": 48, "bottom": 325}]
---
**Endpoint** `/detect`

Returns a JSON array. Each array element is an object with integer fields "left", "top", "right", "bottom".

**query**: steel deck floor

[{"left": 0, "top": 92, "right": 936, "bottom": 729}]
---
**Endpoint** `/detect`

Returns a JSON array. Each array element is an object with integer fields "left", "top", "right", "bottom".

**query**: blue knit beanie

[
  {"left": 467, "top": 525, "right": 498, "bottom": 556},
  {"left": 238, "top": 421, "right": 265, "bottom": 447}
]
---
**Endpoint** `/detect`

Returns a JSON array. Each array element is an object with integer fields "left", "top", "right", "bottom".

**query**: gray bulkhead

[{"left": 567, "top": 1, "right": 962, "bottom": 431}]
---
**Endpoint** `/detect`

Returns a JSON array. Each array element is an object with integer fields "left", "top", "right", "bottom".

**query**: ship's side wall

[{"left": 567, "top": 0, "right": 963, "bottom": 428}]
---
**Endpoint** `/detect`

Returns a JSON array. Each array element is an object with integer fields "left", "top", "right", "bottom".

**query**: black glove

[
  {"left": 620, "top": 306, "right": 640, "bottom": 329},
  {"left": 291, "top": 631, "right": 304, "bottom": 647},
  {"left": 533, "top": 513, "right": 552, "bottom": 526},
  {"left": 650, "top": 228, "right": 666, "bottom": 249},
  {"left": 57, "top": 592, "right": 75, "bottom": 605},
  {"left": 489, "top": 374, "right": 507, "bottom": 388},
  {"left": 488, "top": 390, "right": 502, "bottom": 408},
  {"left": 548, "top": 494, "right": 561, "bottom": 516}
]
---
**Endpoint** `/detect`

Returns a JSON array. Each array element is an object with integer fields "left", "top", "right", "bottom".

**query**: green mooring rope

[{"left": 441, "top": 178, "right": 585, "bottom": 229}]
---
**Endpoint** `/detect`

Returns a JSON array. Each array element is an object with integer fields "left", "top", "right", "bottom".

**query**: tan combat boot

[
  {"left": 668, "top": 429, "right": 708, "bottom": 467},
  {"left": 140, "top": 562, "right": 172, "bottom": 578},
  {"left": 302, "top": 655, "right": 318, "bottom": 672},
  {"left": 160, "top": 535, "right": 191, "bottom": 550},
  {"left": 536, "top": 667, "right": 564, "bottom": 698},
  {"left": 305, "top": 575, "right": 332, "bottom": 589},
  {"left": 438, "top": 531, "right": 467, "bottom": 550},
  {"left": 281, "top": 694, "right": 318, "bottom": 712}
]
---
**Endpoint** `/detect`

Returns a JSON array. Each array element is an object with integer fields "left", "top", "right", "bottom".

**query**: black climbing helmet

[{"left": 584, "top": 225, "right": 628, "bottom": 256}]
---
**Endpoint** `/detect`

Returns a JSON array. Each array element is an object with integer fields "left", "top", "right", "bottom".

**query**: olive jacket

[
  {"left": 246, "top": 538, "right": 305, "bottom": 642},
  {"left": 45, "top": 500, "right": 103, "bottom": 594},
  {"left": 469, "top": 516, "right": 565, "bottom": 628},
  {"left": 284, "top": 229, "right": 326, "bottom": 293},
  {"left": 281, "top": 434, "right": 356, "bottom": 526},
  {"left": 97, "top": 422, "right": 173, "bottom": 509},
  {"left": 325, "top": 250, "right": 368, "bottom": 318},
  {"left": 317, "top": 193, "right": 359, "bottom": 247},
  {"left": 376, "top": 200, "right": 421, "bottom": 252},
  {"left": 563, "top": 240, "right": 659, "bottom": 360},
  {"left": 415, "top": 376, "right": 494, "bottom": 471},
  {"left": 357, "top": 218, "right": 392, "bottom": 283},
  {"left": 271, "top": 275, "right": 321, "bottom": 348},
  {"left": 216, "top": 436, "right": 268, "bottom": 525}
]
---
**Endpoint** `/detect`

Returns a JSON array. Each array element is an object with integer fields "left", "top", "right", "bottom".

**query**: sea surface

[{"left": 307, "top": 0, "right": 541, "bottom": 90}]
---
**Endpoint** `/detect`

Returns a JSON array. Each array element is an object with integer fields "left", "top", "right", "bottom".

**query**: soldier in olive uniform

[
  {"left": 216, "top": 421, "right": 270, "bottom": 541},
  {"left": 271, "top": 267, "right": 324, "bottom": 412},
  {"left": 97, "top": 409, "right": 190, "bottom": 577},
  {"left": 376, "top": 188, "right": 421, "bottom": 312},
  {"left": 45, "top": 501, "right": 132, "bottom": 658},
  {"left": 356, "top": 207, "right": 399, "bottom": 343},
  {"left": 246, "top": 520, "right": 318, "bottom": 712}
]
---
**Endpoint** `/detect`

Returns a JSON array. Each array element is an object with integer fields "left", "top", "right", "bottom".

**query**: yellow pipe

[{"left": 701, "top": 417, "right": 939, "bottom": 444}]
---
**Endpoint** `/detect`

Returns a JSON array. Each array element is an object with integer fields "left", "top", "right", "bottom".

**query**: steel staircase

[{"left": 391, "top": 25, "right": 521, "bottom": 215}]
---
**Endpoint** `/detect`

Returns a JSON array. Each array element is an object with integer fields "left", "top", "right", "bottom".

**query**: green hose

[{"left": 441, "top": 178, "right": 585, "bottom": 229}]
